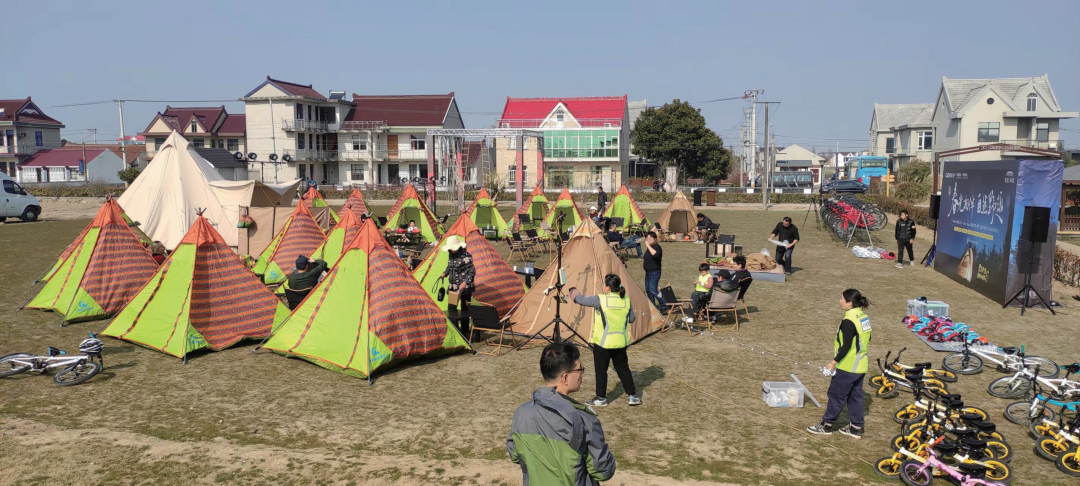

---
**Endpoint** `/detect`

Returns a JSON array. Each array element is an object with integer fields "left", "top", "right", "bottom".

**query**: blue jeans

[
  {"left": 645, "top": 270, "right": 666, "bottom": 310},
  {"left": 620, "top": 237, "right": 642, "bottom": 257}
]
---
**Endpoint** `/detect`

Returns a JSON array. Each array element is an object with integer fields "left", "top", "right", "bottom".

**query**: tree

[
  {"left": 630, "top": 100, "right": 732, "bottom": 182},
  {"left": 118, "top": 166, "right": 141, "bottom": 185}
]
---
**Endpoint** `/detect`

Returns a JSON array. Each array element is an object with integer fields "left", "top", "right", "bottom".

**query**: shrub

[
  {"left": 897, "top": 160, "right": 932, "bottom": 184},
  {"left": 26, "top": 183, "right": 125, "bottom": 198},
  {"left": 894, "top": 182, "right": 931, "bottom": 204},
  {"left": 1054, "top": 246, "right": 1080, "bottom": 288},
  {"left": 118, "top": 167, "right": 141, "bottom": 185}
]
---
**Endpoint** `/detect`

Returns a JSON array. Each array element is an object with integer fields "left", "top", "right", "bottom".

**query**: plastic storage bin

[
  {"left": 907, "top": 300, "right": 950, "bottom": 318},
  {"left": 762, "top": 381, "right": 805, "bottom": 408}
]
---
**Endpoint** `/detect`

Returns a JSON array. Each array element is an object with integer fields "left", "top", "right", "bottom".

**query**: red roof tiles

[
  {"left": 140, "top": 106, "right": 244, "bottom": 138},
  {"left": 499, "top": 96, "right": 627, "bottom": 128},
  {"left": 266, "top": 77, "right": 327, "bottom": 101},
  {"left": 18, "top": 149, "right": 106, "bottom": 168},
  {"left": 65, "top": 144, "right": 145, "bottom": 164},
  {"left": 0, "top": 97, "right": 64, "bottom": 125},
  {"left": 348, "top": 93, "right": 455, "bottom": 127}
]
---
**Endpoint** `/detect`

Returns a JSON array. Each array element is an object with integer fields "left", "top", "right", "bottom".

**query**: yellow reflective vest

[
  {"left": 695, "top": 274, "right": 711, "bottom": 292},
  {"left": 835, "top": 307, "right": 871, "bottom": 374},
  {"left": 591, "top": 293, "right": 631, "bottom": 349}
]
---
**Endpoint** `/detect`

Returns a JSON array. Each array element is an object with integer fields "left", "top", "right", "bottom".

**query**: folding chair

[
  {"left": 525, "top": 229, "right": 549, "bottom": 254},
  {"left": 627, "top": 220, "right": 647, "bottom": 237},
  {"left": 703, "top": 289, "right": 740, "bottom": 332},
  {"left": 512, "top": 232, "right": 538, "bottom": 257},
  {"left": 439, "top": 214, "right": 450, "bottom": 225},
  {"left": 506, "top": 234, "right": 529, "bottom": 263},
  {"left": 377, "top": 216, "right": 387, "bottom": 228},
  {"left": 468, "top": 305, "right": 517, "bottom": 356},
  {"left": 608, "top": 217, "right": 624, "bottom": 231},
  {"left": 517, "top": 213, "right": 532, "bottom": 229},
  {"left": 658, "top": 286, "right": 696, "bottom": 335}
]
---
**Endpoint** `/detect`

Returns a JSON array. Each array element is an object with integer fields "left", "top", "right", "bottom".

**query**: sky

[{"left": 3, "top": 0, "right": 1078, "bottom": 154}]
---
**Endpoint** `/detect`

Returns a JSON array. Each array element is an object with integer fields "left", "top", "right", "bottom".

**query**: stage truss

[{"left": 427, "top": 128, "right": 545, "bottom": 212}]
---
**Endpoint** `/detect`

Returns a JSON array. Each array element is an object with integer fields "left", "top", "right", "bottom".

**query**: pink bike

[{"left": 896, "top": 446, "right": 1009, "bottom": 486}]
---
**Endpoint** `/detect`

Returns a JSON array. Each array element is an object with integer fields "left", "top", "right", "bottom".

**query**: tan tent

[
  {"left": 506, "top": 218, "right": 664, "bottom": 345},
  {"left": 657, "top": 190, "right": 699, "bottom": 234}
]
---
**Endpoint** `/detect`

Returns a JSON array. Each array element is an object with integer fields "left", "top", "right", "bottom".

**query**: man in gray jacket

[{"left": 507, "top": 342, "right": 616, "bottom": 485}]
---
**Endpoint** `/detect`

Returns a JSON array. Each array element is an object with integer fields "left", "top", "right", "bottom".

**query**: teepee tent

[
  {"left": 262, "top": 219, "right": 471, "bottom": 381},
  {"left": 117, "top": 131, "right": 237, "bottom": 249},
  {"left": 384, "top": 183, "right": 443, "bottom": 243},
  {"left": 464, "top": 188, "right": 509, "bottom": 238},
  {"left": 100, "top": 214, "right": 290, "bottom": 359},
  {"left": 310, "top": 205, "right": 365, "bottom": 265},
  {"left": 252, "top": 202, "right": 325, "bottom": 285},
  {"left": 339, "top": 188, "right": 369, "bottom": 220},
  {"left": 302, "top": 186, "right": 339, "bottom": 223},
  {"left": 511, "top": 185, "right": 551, "bottom": 232},
  {"left": 542, "top": 188, "right": 585, "bottom": 233},
  {"left": 657, "top": 190, "right": 699, "bottom": 234},
  {"left": 506, "top": 218, "right": 664, "bottom": 345},
  {"left": 602, "top": 184, "right": 649, "bottom": 229},
  {"left": 413, "top": 215, "right": 525, "bottom": 319},
  {"left": 24, "top": 198, "right": 160, "bottom": 323}
]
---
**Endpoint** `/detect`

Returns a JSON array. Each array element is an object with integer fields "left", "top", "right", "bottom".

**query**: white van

[{"left": 0, "top": 172, "right": 41, "bottom": 222}]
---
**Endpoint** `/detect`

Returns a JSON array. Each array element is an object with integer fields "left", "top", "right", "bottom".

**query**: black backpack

[{"left": 716, "top": 277, "right": 739, "bottom": 293}]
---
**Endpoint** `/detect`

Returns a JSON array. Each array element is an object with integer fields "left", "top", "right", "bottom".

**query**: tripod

[
  {"left": 920, "top": 226, "right": 937, "bottom": 266},
  {"left": 515, "top": 215, "right": 589, "bottom": 349},
  {"left": 802, "top": 194, "right": 822, "bottom": 228},
  {"left": 1003, "top": 240, "right": 1056, "bottom": 316}
]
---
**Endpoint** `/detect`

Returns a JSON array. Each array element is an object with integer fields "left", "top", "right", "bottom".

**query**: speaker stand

[
  {"left": 1003, "top": 240, "right": 1056, "bottom": 316},
  {"left": 920, "top": 228, "right": 937, "bottom": 266}
]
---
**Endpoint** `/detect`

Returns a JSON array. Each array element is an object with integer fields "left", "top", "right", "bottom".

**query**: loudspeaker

[
  {"left": 1020, "top": 206, "right": 1051, "bottom": 243},
  {"left": 1016, "top": 244, "right": 1042, "bottom": 274},
  {"left": 929, "top": 195, "right": 941, "bottom": 220}
]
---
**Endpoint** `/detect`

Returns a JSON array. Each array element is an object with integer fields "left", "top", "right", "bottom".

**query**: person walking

[
  {"left": 568, "top": 274, "right": 641, "bottom": 407},
  {"left": 769, "top": 217, "right": 800, "bottom": 275},
  {"left": 642, "top": 231, "right": 666, "bottom": 311},
  {"left": 596, "top": 185, "right": 607, "bottom": 212},
  {"left": 441, "top": 235, "right": 475, "bottom": 336},
  {"left": 507, "top": 342, "right": 616, "bottom": 485},
  {"left": 894, "top": 210, "right": 916, "bottom": 268},
  {"left": 807, "top": 288, "right": 873, "bottom": 439}
]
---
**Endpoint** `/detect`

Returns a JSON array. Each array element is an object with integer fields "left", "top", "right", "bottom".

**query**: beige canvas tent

[
  {"left": 506, "top": 218, "right": 664, "bottom": 345},
  {"left": 657, "top": 190, "right": 699, "bottom": 234},
  {"left": 118, "top": 131, "right": 299, "bottom": 250}
]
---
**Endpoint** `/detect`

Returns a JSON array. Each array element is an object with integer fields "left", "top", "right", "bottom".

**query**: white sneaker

[
  {"left": 585, "top": 397, "right": 608, "bottom": 407},
  {"left": 695, "top": 240, "right": 704, "bottom": 244},
  {"left": 909, "top": 261, "right": 915, "bottom": 267},
  {"left": 895, "top": 263, "right": 903, "bottom": 269}
]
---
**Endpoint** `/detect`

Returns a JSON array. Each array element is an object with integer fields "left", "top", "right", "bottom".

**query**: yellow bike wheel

[
  {"left": 893, "top": 406, "right": 924, "bottom": 425},
  {"left": 981, "top": 460, "right": 1011, "bottom": 483},
  {"left": 875, "top": 456, "right": 903, "bottom": 477},
  {"left": 871, "top": 375, "right": 886, "bottom": 387},
  {"left": 876, "top": 382, "right": 900, "bottom": 399},
  {"left": 1036, "top": 437, "right": 1070, "bottom": 461},
  {"left": 1057, "top": 449, "right": 1080, "bottom": 477}
]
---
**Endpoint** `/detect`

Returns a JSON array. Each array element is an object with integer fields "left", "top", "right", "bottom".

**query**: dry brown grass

[{"left": 1, "top": 204, "right": 1078, "bottom": 485}]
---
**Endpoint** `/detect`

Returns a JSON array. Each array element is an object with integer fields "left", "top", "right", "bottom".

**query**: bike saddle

[
  {"left": 939, "top": 393, "right": 961, "bottom": 401},
  {"left": 951, "top": 428, "right": 977, "bottom": 439},
  {"left": 1064, "top": 364, "right": 1080, "bottom": 374},
  {"left": 913, "top": 362, "right": 932, "bottom": 369},
  {"left": 46, "top": 346, "right": 65, "bottom": 357},
  {"left": 965, "top": 419, "right": 996, "bottom": 434},
  {"left": 960, "top": 436, "right": 987, "bottom": 450},
  {"left": 1000, "top": 346, "right": 1018, "bottom": 354},
  {"left": 904, "top": 371, "right": 923, "bottom": 381},
  {"left": 944, "top": 398, "right": 964, "bottom": 410},
  {"left": 957, "top": 462, "right": 986, "bottom": 478},
  {"left": 933, "top": 441, "right": 959, "bottom": 455}
]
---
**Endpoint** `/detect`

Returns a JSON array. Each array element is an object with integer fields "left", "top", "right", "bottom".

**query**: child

[{"left": 691, "top": 263, "right": 717, "bottom": 314}]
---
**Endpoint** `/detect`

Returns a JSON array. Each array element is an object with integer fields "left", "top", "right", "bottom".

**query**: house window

[
  {"left": 296, "top": 136, "right": 305, "bottom": 150},
  {"left": 918, "top": 131, "right": 933, "bottom": 150},
  {"left": 35, "top": 131, "right": 43, "bottom": 146},
  {"left": 410, "top": 135, "right": 425, "bottom": 151},
  {"left": 1027, "top": 94, "right": 1037, "bottom": 112},
  {"left": 555, "top": 110, "right": 565, "bottom": 127},
  {"left": 295, "top": 104, "right": 303, "bottom": 120},
  {"left": 216, "top": 139, "right": 225, "bottom": 149},
  {"left": 227, "top": 139, "right": 239, "bottom": 152},
  {"left": 977, "top": 122, "right": 1000, "bottom": 142},
  {"left": 508, "top": 137, "right": 516, "bottom": 150},
  {"left": 1036, "top": 122, "right": 1049, "bottom": 141},
  {"left": 307, "top": 105, "right": 312, "bottom": 120},
  {"left": 885, "top": 137, "right": 895, "bottom": 154},
  {"left": 351, "top": 164, "right": 365, "bottom": 181},
  {"left": 155, "top": 137, "right": 166, "bottom": 149},
  {"left": 508, "top": 165, "right": 527, "bottom": 186},
  {"left": 192, "top": 138, "right": 205, "bottom": 148},
  {"left": 352, "top": 135, "right": 366, "bottom": 151},
  {"left": 500, "top": 123, "right": 510, "bottom": 128},
  {"left": 190, "top": 121, "right": 197, "bottom": 133}
]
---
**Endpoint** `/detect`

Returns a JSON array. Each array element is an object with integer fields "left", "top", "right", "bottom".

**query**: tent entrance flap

[{"left": 670, "top": 212, "right": 691, "bottom": 233}]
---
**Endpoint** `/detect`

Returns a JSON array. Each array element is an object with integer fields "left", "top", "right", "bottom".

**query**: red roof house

[
  {"left": 346, "top": 93, "right": 460, "bottom": 127},
  {"left": 17, "top": 148, "right": 125, "bottom": 184},
  {"left": 498, "top": 96, "right": 628, "bottom": 128}
]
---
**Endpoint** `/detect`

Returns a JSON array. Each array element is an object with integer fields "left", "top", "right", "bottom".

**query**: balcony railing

[
  {"left": 339, "top": 121, "right": 389, "bottom": 131},
  {"left": 339, "top": 149, "right": 388, "bottom": 161},
  {"left": 281, "top": 119, "right": 333, "bottom": 132},
  {"left": 283, "top": 149, "right": 339, "bottom": 161},
  {"left": 0, "top": 142, "right": 63, "bottom": 154},
  {"left": 996, "top": 139, "right": 1064, "bottom": 151}
]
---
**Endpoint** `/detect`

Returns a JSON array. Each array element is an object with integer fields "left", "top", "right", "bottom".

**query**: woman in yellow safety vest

[
  {"left": 567, "top": 274, "right": 641, "bottom": 408},
  {"left": 807, "top": 288, "right": 872, "bottom": 439}
]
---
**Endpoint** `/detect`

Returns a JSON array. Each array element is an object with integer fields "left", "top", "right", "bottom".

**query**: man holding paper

[{"left": 769, "top": 217, "right": 800, "bottom": 275}]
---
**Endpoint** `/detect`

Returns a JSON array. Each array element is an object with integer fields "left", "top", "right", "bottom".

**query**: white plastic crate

[
  {"left": 762, "top": 381, "right": 805, "bottom": 408},
  {"left": 907, "top": 300, "right": 950, "bottom": 318}
]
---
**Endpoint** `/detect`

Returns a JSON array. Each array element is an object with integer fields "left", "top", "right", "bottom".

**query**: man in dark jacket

[
  {"left": 285, "top": 255, "right": 328, "bottom": 309},
  {"left": 508, "top": 342, "right": 616, "bottom": 485},
  {"left": 769, "top": 217, "right": 800, "bottom": 275},
  {"left": 894, "top": 211, "right": 916, "bottom": 268},
  {"left": 596, "top": 185, "right": 607, "bottom": 212}
]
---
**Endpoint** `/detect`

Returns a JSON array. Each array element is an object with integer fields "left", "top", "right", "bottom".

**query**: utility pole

[
  {"left": 753, "top": 101, "right": 780, "bottom": 209},
  {"left": 88, "top": 128, "right": 98, "bottom": 144},
  {"left": 116, "top": 101, "right": 127, "bottom": 171},
  {"left": 744, "top": 90, "right": 762, "bottom": 186}
]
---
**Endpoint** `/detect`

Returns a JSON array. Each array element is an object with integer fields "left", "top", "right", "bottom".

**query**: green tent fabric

[
  {"left": 309, "top": 205, "right": 365, "bottom": 266},
  {"left": 252, "top": 202, "right": 325, "bottom": 285},
  {"left": 542, "top": 188, "right": 585, "bottom": 233},
  {"left": 601, "top": 184, "right": 649, "bottom": 229},
  {"left": 24, "top": 198, "right": 160, "bottom": 323},
  {"left": 100, "top": 214, "right": 290, "bottom": 360},
  {"left": 262, "top": 219, "right": 470, "bottom": 380},
  {"left": 511, "top": 185, "right": 551, "bottom": 236},
  {"left": 384, "top": 183, "right": 443, "bottom": 243},
  {"left": 465, "top": 187, "right": 509, "bottom": 238},
  {"left": 413, "top": 214, "right": 525, "bottom": 319},
  {"left": 302, "top": 186, "right": 339, "bottom": 224}
]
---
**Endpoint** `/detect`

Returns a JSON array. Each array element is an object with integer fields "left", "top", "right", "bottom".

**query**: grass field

[{"left": 1, "top": 203, "right": 1078, "bottom": 485}]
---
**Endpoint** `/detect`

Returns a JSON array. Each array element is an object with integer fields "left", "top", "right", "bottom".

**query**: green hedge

[
  {"left": 860, "top": 194, "right": 936, "bottom": 231},
  {"left": 1054, "top": 246, "right": 1080, "bottom": 288},
  {"left": 27, "top": 184, "right": 126, "bottom": 198}
]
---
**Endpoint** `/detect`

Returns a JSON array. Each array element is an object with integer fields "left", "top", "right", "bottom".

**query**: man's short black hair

[
  {"left": 697, "top": 213, "right": 705, "bottom": 219},
  {"left": 540, "top": 342, "right": 580, "bottom": 381},
  {"left": 783, "top": 217, "right": 792, "bottom": 224},
  {"left": 646, "top": 231, "right": 658, "bottom": 239},
  {"left": 900, "top": 210, "right": 908, "bottom": 216},
  {"left": 409, "top": 220, "right": 416, "bottom": 224},
  {"left": 733, "top": 255, "right": 747, "bottom": 267}
]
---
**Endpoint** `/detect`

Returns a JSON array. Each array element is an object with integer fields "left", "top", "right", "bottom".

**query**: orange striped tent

[
  {"left": 413, "top": 214, "right": 525, "bottom": 319},
  {"left": 100, "top": 214, "right": 290, "bottom": 360},
  {"left": 252, "top": 201, "right": 326, "bottom": 285},
  {"left": 384, "top": 183, "right": 443, "bottom": 243},
  {"left": 301, "top": 186, "right": 339, "bottom": 223},
  {"left": 339, "top": 187, "right": 369, "bottom": 220},
  {"left": 24, "top": 197, "right": 160, "bottom": 323},
  {"left": 262, "top": 219, "right": 470, "bottom": 381}
]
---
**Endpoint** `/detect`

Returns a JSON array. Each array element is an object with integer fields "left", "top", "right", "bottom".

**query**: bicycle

[
  {"left": 874, "top": 353, "right": 950, "bottom": 399},
  {"left": 1004, "top": 369, "right": 1080, "bottom": 427},
  {"left": 896, "top": 396, "right": 1012, "bottom": 463},
  {"left": 1032, "top": 414, "right": 1079, "bottom": 462},
  {"left": 896, "top": 444, "right": 1009, "bottom": 486},
  {"left": 875, "top": 347, "right": 958, "bottom": 384},
  {"left": 892, "top": 379, "right": 989, "bottom": 427},
  {"left": 989, "top": 361, "right": 1080, "bottom": 400},
  {"left": 1057, "top": 446, "right": 1080, "bottom": 477},
  {"left": 0, "top": 333, "right": 104, "bottom": 386},
  {"left": 942, "top": 336, "right": 1060, "bottom": 378}
]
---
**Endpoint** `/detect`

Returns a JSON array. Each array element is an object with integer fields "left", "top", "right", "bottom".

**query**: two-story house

[
  {"left": 0, "top": 98, "right": 64, "bottom": 179},
  {"left": 496, "top": 96, "right": 629, "bottom": 192},
  {"left": 139, "top": 106, "right": 246, "bottom": 164},
  {"left": 930, "top": 75, "right": 1077, "bottom": 161},
  {"left": 338, "top": 93, "right": 463, "bottom": 186},
  {"left": 869, "top": 103, "right": 935, "bottom": 166},
  {"left": 240, "top": 76, "right": 354, "bottom": 183}
]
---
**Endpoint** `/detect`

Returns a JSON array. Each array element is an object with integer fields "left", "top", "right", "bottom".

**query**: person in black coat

[{"left": 894, "top": 211, "right": 917, "bottom": 268}]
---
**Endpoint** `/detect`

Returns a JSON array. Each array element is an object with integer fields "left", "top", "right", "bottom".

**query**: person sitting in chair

[
  {"left": 691, "top": 263, "right": 719, "bottom": 314},
  {"left": 695, "top": 213, "right": 715, "bottom": 244},
  {"left": 285, "top": 255, "right": 328, "bottom": 309},
  {"left": 606, "top": 222, "right": 642, "bottom": 257},
  {"left": 407, "top": 220, "right": 420, "bottom": 233}
]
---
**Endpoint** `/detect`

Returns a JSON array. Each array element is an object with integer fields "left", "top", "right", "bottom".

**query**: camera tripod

[{"left": 515, "top": 214, "right": 589, "bottom": 349}]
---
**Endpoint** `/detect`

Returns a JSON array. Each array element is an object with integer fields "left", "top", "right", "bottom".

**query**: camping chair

[
  {"left": 627, "top": 219, "right": 647, "bottom": 237},
  {"left": 468, "top": 305, "right": 517, "bottom": 356},
  {"left": 518, "top": 213, "right": 532, "bottom": 229},
  {"left": 703, "top": 288, "right": 740, "bottom": 332},
  {"left": 736, "top": 276, "right": 753, "bottom": 315},
  {"left": 377, "top": 216, "right": 387, "bottom": 228},
  {"left": 439, "top": 214, "right": 450, "bottom": 225},
  {"left": 658, "top": 286, "right": 696, "bottom": 335},
  {"left": 608, "top": 217, "right": 624, "bottom": 231},
  {"left": 506, "top": 234, "right": 530, "bottom": 263},
  {"left": 284, "top": 287, "right": 309, "bottom": 310},
  {"left": 401, "top": 239, "right": 426, "bottom": 268},
  {"left": 525, "top": 229, "right": 549, "bottom": 254},
  {"left": 512, "top": 232, "right": 538, "bottom": 257}
]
